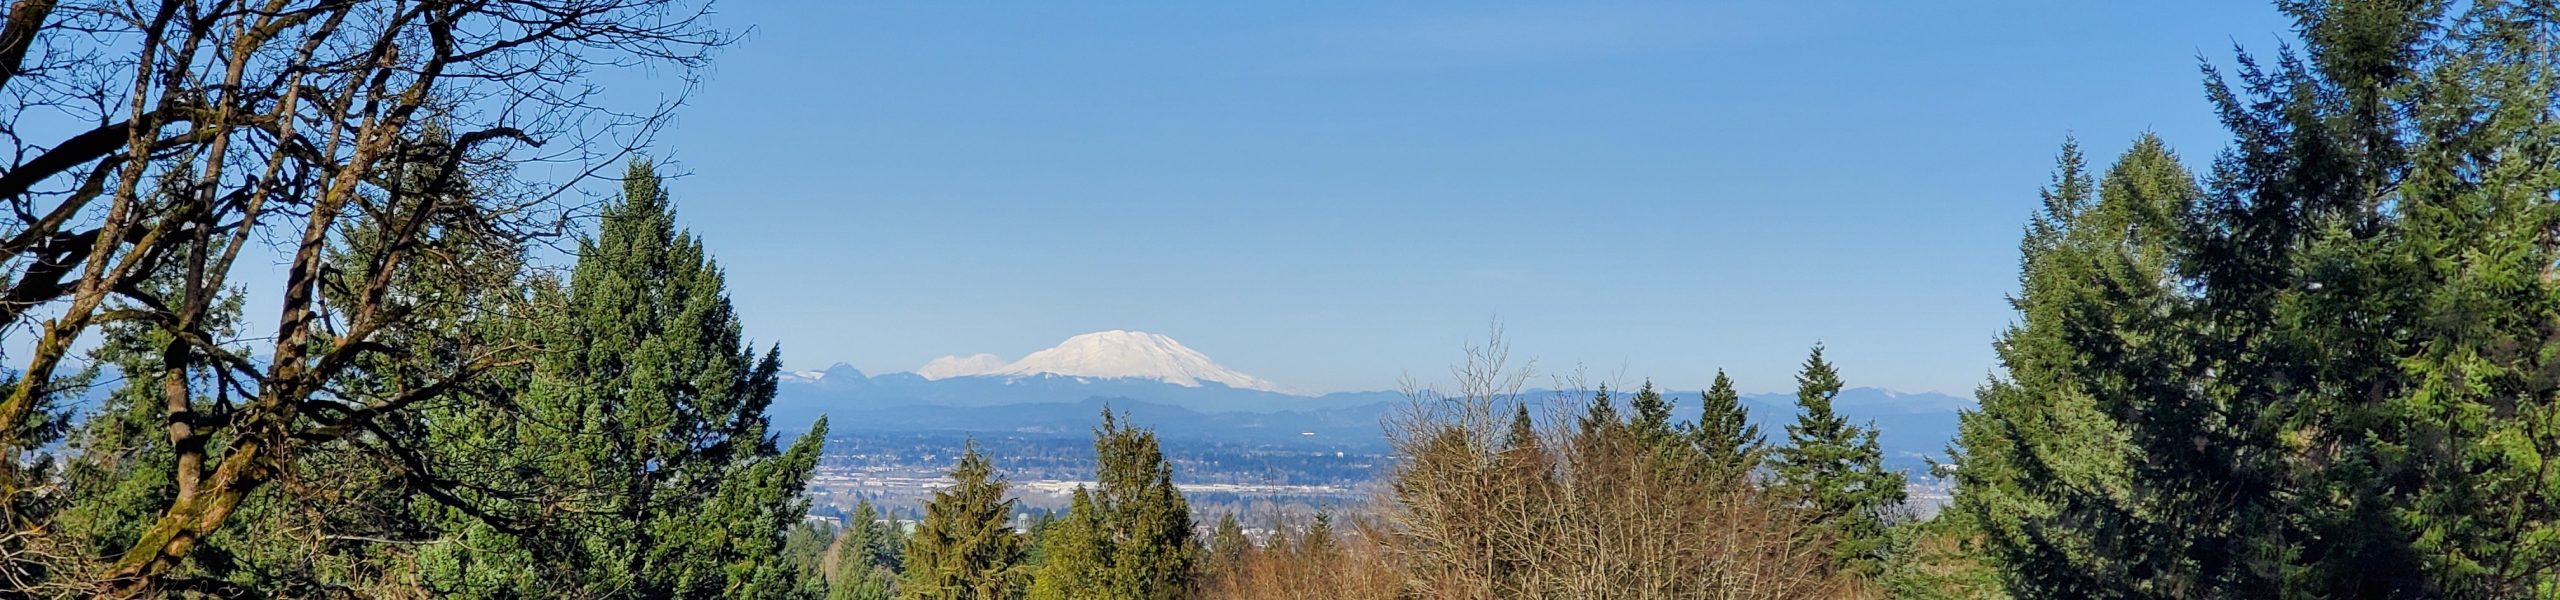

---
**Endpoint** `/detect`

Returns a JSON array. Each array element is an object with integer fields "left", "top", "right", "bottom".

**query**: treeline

[
  {"left": 811, "top": 341, "right": 1915, "bottom": 600},
  {"left": 10, "top": 0, "right": 2560, "bottom": 597}
]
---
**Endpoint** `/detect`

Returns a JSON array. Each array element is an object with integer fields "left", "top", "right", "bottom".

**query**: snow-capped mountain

[
  {"left": 913, "top": 330, "right": 1286, "bottom": 393},
  {"left": 915, "top": 354, "right": 1006, "bottom": 380}
]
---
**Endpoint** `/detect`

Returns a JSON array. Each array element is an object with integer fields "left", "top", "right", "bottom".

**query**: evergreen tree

[
  {"left": 832, "top": 499, "right": 903, "bottom": 600},
  {"left": 1504, "top": 403, "right": 1539, "bottom": 453},
  {"left": 1027, "top": 489, "right": 1105, "bottom": 600},
  {"left": 1576, "top": 385, "right": 1619, "bottom": 438},
  {"left": 1207, "top": 512, "right": 1249, "bottom": 575},
  {"left": 1626, "top": 380, "right": 1677, "bottom": 449},
  {"left": 1686, "top": 370, "right": 1766, "bottom": 482},
  {"left": 422, "top": 160, "right": 828, "bottom": 598},
  {"left": 1028, "top": 411, "right": 1198, "bottom": 600},
  {"left": 902, "top": 444, "right": 1025, "bottom": 600},
  {"left": 1302, "top": 512, "right": 1337, "bottom": 559},
  {"left": 1770, "top": 345, "right": 1906, "bottom": 574},
  {"left": 1951, "top": 3, "right": 2560, "bottom": 596},
  {"left": 1500, "top": 402, "right": 1549, "bottom": 479},
  {"left": 1951, "top": 138, "right": 2169, "bottom": 599}
]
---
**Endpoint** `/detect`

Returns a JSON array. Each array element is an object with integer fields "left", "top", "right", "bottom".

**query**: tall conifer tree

[
  {"left": 1771, "top": 345, "right": 1905, "bottom": 574},
  {"left": 1951, "top": 3, "right": 2560, "bottom": 596},
  {"left": 1028, "top": 411, "right": 1197, "bottom": 600},
  {"left": 1687, "top": 370, "right": 1765, "bottom": 482},
  {"left": 902, "top": 444, "right": 1025, "bottom": 600},
  {"left": 426, "top": 160, "right": 827, "bottom": 598}
]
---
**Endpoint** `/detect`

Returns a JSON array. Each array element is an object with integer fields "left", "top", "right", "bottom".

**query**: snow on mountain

[
  {"left": 910, "top": 330, "right": 1286, "bottom": 393},
  {"left": 782, "top": 363, "right": 865, "bottom": 384},
  {"left": 916, "top": 353, "right": 1007, "bottom": 380}
]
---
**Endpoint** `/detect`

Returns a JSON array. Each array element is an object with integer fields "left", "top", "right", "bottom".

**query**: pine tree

[
  {"left": 1770, "top": 345, "right": 1906, "bottom": 574},
  {"left": 1685, "top": 370, "right": 1765, "bottom": 482},
  {"left": 902, "top": 444, "right": 1025, "bottom": 600},
  {"left": 1505, "top": 403, "right": 1539, "bottom": 453}
]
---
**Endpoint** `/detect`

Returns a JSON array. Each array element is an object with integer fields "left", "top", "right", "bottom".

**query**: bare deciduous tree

[
  {"left": 1378, "top": 326, "right": 1853, "bottom": 599},
  {"left": 0, "top": 0, "right": 726, "bottom": 592}
]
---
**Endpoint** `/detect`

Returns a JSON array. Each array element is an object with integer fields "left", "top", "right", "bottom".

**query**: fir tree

[
  {"left": 902, "top": 444, "right": 1025, "bottom": 600},
  {"left": 1207, "top": 512, "right": 1249, "bottom": 575},
  {"left": 1500, "top": 402, "right": 1548, "bottom": 478},
  {"left": 1027, "top": 488, "right": 1105, "bottom": 600},
  {"left": 832, "top": 499, "right": 903, "bottom": 600},
  {"left": 1771, "top": 345, "right": 1905, "bottom": 574},
  {"left": 1951, "top": 138, "right": 2168, "bottom": 599},
  {"left": 424, "top": 160, "right": 828, "bottom": 598},
  {"left": 1686, "top": 370, "right": 1765, "bottom": 482},
  {"left": 1952, "top": 4, "right": 2560, "bottom": 596},
  {"left": 1302, "top": 512, "right": 1337, "bottom": 558},
  {"left": 1626, "top": 380, "right": 1677, "bottom": 449},
  {"left": 1576, "top": 385, "right": 1619, "bottom": 438},
  {"left": 1028, "top": 411, "right": 1198, "bottom": 600}
]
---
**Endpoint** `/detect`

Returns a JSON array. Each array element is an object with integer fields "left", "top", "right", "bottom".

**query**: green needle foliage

[
  {"left": 1030, "top": 410, "right": 1199, "bottom": 600},
  {"left": 902, "top": 444, "right": 1027, "bottom": 600},
  {"left": 426, "top": 160, "right": 828, "bottom": 598},
  {"left": 1627, "top": 380, "right": 1678, "bottom": 449},
  {"left": 1951, "top": 3, "right": 2560, "bottom": 597},
  {"left": 1686, "top": 370, "right": 1767, "bottom": 483},
  {"left": 832, "top": 499, "right": 904, "bottom": 600},
  {"left": 1771, "top": 345, "right": 1907, "bottom": 575}
]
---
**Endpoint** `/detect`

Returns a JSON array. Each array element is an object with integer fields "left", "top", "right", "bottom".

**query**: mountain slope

[{"left": 906, "top": 330, "right": 1286, "bottom": 393}]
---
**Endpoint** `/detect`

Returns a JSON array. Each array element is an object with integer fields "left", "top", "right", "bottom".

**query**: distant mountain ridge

[
  {"left": 768, "top": 331, "right": 1970, "bottom": 469},
  {"left": 771, "top": 375, "right": 1968, "bottom": 471}
]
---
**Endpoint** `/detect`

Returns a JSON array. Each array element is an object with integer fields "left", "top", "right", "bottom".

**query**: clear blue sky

[{"left": 630, "top": 1, "right": 2296, "bottom": 395}]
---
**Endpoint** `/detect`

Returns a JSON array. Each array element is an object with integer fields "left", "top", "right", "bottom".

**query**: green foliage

[
  {"left": 1207, "top": 512, "right": 1248, "bottom": 574},
  {"left": 1576, "top": 386, "right": 1619, "bottom": 439},
  {"left": 418, "top": 160, "right": 828, "bottom": 598},
  {"left": 1880, "top": 514, "right": 2009, "bottom": 600},
  {"left": 1770, "top": 345, "right": 1906, "bottom": 575},
  {"left": 50, "top": 218, "right": 432, "bottom": 596},
  {"left": 1685, "top": 370, "right": 1766, "bottom": 482},
  {"left": 1029, "top": 411, "right": 1199, "bottom": 600},
  {"left": 1951, "top": 138, "right": 2165, "bottom": 599},
  {"left": 1627, "top": 380, "right": 1677, "bottom": 448},
  {"left": 832, "top": 500, "right": 904, "bottom": 600},
  {"left": 1953, "top": 3, "right": 2560, "bottom": 597},
  {"left": 902, "top": 444, "right": 1026, "bottom": 600}
]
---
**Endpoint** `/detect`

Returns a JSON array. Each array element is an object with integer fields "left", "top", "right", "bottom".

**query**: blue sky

[{"left": 624, "top": 1, "right": 2298, "bottom": 395}]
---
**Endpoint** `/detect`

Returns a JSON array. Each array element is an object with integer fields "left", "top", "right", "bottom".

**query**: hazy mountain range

[{"left": 769, "top": 331, "right": 1974, "bottom": 470}]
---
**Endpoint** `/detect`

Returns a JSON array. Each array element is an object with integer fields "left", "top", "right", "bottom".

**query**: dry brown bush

[
  {"left": 1199, "top": 329, "right": 1864, "bottom": 599},
  {"left": 1368, "top": 328, "right": 1857, "bottom": 600},
  {"left": 1200, "top": 512, "right": 1402, "bottom": 600}
]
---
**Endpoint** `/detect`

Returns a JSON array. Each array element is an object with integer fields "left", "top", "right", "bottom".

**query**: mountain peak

[
  {"left": 785, "top": 362, "right": 866, "bottom": 384},
  {"left": 912, "top": 330, "right": 1286, "bottom": 393}
]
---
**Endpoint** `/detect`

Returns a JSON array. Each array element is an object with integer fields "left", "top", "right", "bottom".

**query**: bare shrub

[
  {"left": 1374, "top": 326, "right": 1855, "bottom": 599},
  {"left": 1200, "top": 512, "right": 1400, "bottom": 600}
]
